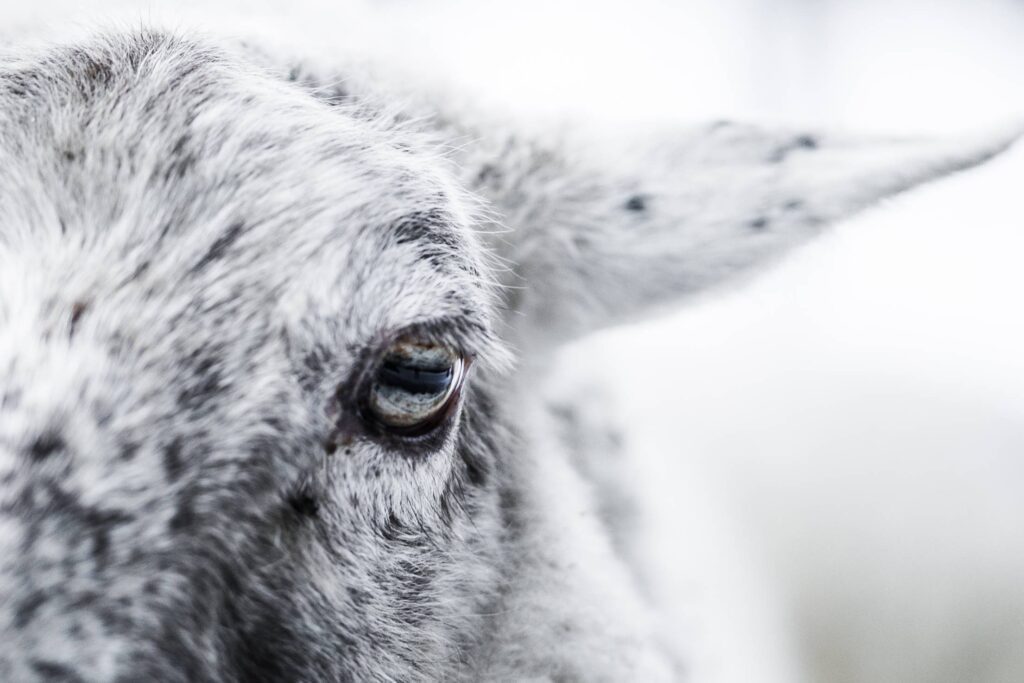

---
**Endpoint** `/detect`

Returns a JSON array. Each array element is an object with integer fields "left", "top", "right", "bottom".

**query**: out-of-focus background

[{"left": 10, "top": 1, "right": 1024, "bottom": 681}]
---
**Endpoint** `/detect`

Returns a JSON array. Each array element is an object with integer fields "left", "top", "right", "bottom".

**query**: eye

[{"left": 363, "top": 340, "right": 467, "bottom": 435}]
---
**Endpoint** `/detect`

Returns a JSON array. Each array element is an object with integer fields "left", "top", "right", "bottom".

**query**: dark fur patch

[
  {"left": 118, "top": 440, "right": 140, "bottom": 462},
  {"left": 457, "top": 388, "right": 497, "bottom": 488},
  {"left": 191, "top": 221, "right": 247, "bottom": 273},
  {"left": 45, "top": 484, "right": 135, "bottom": 532},
  {"left": 13, "top": 589, "right": 49, "bottom": 629},
  {"left": 168, "top": 493, "right": 195, "bottom": 532},
  {"left": 176, "top": 351, "right": 224, "bottom": 412},
  {"left": 162, "top": 438, "right": 185, "bottom": 482},
  {"left": 288, "top": 487, "right": 319, "bottom": 518},
  {"left": 27, "top": 432, "right": 65, "bottom": 463},
  {"left": 391, "top": 209, "right": 463, "bottom": 267},
  {"left": 67, "top": 48, "right": 114, "bottom": 99},
  {"left": 459, "top": 443, "right": 488, "bottom": 487},
  {"left": 2, "top": 69, "right": 34, "bottom": 97},
  {"left": 31, "top": 660, "right": 86, "bottom": 682},
  {"left": 475, "top": 163, "right": 500, "bottom": 185},
  {"left": 163, "top": 134, "right": 198, "bottom": 181},
  {"left": 92, "top": 526, "right": 112, "bottom": 571}
]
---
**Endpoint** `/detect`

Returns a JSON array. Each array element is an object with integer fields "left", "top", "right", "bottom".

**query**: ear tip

[
  {"left": 959, "top": 119, "right": 1024, "bottom": 161},
  {"left": 913, "top": 119, "right": 1024, "bottom": 184}
]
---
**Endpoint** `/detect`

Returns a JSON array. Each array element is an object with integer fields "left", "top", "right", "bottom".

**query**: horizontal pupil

[{"left": 378, "top": 360, "right": 452, "bottom": 395}]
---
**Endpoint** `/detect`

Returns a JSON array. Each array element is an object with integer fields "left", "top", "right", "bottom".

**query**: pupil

[{"left": 378, "top": 359, "right": 452, "bottom": 395}]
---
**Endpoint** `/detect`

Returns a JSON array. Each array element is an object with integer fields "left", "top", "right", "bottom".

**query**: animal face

[
  {"left": 0, "top": 33, "right": 507, "bottom": 681},
  {"left": 0, "top": 27, "right": 1015, "bottom": 683}
]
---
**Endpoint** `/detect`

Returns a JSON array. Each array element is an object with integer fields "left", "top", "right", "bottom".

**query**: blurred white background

[{"left": 9, "top": 0, "right": 1024, "bottom": 680}]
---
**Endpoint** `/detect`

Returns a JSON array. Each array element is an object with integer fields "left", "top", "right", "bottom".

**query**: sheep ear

[{"left": 478, "top": 123, "right": 1022, "bottom": 346}]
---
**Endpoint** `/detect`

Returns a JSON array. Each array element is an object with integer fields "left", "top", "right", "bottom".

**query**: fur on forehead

[{"left": 0, "top": 29, "right": 509, "bottom": 370}]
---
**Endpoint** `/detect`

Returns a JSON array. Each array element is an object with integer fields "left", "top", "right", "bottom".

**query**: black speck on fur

[
  {"left": 191, "top": 221, "right": 247, "bottom": 273},
  {"left": 769, "top": 134, "right": 819, "bottom": 163},
  {"left": 624, "top": 194, "right": 648, "bottom": 212}
]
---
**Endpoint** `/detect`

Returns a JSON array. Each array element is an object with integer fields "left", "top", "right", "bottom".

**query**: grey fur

[{"left": 0, "top": 28, "right": 1016, "bottom": 682}]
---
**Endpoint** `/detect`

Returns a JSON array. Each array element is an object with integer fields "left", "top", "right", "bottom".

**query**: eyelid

[{"left": 369, "top": 319, "right": 479, "bottom": 366}]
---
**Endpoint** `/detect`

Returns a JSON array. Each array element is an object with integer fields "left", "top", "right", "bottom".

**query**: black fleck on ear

[
  {"left": 768, "top": 134, "right": 819, "bottom": 163},
  {"left": 623, "top": 194, "right": 648, "bottom": 212}
]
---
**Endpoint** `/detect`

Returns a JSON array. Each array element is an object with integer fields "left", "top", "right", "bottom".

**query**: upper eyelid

[{"left": 367, "top": 318, "right": 485, "bottom": 362}]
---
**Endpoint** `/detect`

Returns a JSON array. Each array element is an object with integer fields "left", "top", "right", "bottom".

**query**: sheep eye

[{"left": 364, "top": 340, "right": 466, "bottom": 435}]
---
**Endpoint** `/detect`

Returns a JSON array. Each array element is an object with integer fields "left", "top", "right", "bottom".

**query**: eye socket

[{"left": 363, "top": 340, "right": 467, "bottom": 436}]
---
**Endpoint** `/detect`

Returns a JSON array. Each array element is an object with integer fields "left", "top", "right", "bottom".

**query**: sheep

[{"left": 0, "top": 26, "right": 1016, "bottom": 682}]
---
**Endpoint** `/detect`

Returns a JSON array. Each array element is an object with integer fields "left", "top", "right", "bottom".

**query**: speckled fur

[{"left": 0, "top": 28, "right": 1015, "bottom": 682}]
